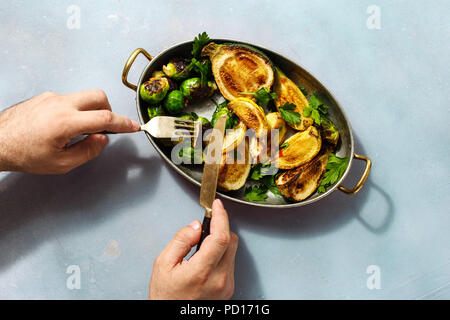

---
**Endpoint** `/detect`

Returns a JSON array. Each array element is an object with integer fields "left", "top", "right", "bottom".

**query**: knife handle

[{"left": 196, "top": 216, "right": 211, "bottom": 252}]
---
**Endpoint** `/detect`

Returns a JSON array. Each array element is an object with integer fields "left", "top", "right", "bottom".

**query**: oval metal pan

[{"left": 133, "top": 39, "right": 355, "bottom": 208}]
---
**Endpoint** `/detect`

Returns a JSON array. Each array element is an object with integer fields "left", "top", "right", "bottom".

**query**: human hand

[
  {"left": 149, "top": 199, "right": 239, "bottom": 300},
  {"left": 0, "top": 90, "right": 140, "bottom": 174}
]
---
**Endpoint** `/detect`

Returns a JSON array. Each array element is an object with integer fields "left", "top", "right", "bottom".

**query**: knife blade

[{"left": 196, "top": 114, "right": 227, "bottom": 251}]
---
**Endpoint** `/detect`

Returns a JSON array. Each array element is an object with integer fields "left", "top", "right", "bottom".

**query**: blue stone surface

[{"left": 0, "top": 0, "right": 448, "bottom": 299}]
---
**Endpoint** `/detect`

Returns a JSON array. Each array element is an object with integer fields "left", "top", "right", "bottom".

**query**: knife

[{"left": 196, "top": 115, "right": 227, "bottom": 251}]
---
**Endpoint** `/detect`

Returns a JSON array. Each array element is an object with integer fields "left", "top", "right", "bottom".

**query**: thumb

[
  {"left": 159, "top": 220, "right": 201, "bottom": 267},
  {"left": 63, "top": 134, "right": 108, "bottom": 170}
]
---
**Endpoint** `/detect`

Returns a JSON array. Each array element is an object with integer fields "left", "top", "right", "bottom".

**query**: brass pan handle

[
  {"left": 338, "top": 154, "right": 372, "bottom": 194},
  {"left": 121, "top": 48, "right": 153, "bottom": 91}
]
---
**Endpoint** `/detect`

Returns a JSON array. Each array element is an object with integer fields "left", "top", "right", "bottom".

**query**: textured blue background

[{"left": 0, "top": 0, "right": 449, "bottom": 299}]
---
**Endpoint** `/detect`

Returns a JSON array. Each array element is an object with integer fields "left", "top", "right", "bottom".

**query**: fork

[
  {"left": 140, "top": 116, "right": 200, "bottom": 139},
  {"left": 97, "top": 116, "right": 200, "bottom": 143}
]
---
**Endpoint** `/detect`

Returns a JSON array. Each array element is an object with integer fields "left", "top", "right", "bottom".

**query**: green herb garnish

[
  {"left": 245, "top": 185, "right": 269, "bottom": 202},
  {"left": 303, "top": 93, "right": 328, "bottom": 125},
  {"left": 261, "top": 175, "right": 283, "bottom": 197},
  {"left": 279, "top": 102, "right": 302, "bottom": 125},
  {"left": 191, "top": 32, "right": 210, "bottom": 58},
  {"left": 317, "top": 153, "right": 349, "bottom": 193}
]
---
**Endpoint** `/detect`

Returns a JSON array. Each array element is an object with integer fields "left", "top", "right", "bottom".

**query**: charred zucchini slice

[
  {"left": 276, "top": 150, "right": 330, "bottom": 201},
  {"left": 274, "top": 68, "right": 313, "bottom": 131},
  {"left": 227, "top": 97, "right": 268, "bottom": 137},
  {"left": 222, "top": 121, "right": 247, "bottom": 153},
  {"left": 278, "top": 126, "right": 322, "bottom": 170},
  {"left": 201, "top": 42, "right": 274, "bottom": 101},
  {"left": 218, "top": 139, "right": 251, "bottom": 191},
  {"left": 266, "top": 112, "right": 287, "bottom": 144}
]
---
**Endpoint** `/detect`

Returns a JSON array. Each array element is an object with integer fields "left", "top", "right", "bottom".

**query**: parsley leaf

[
  {"left": 250, "top": 165, "right": 264, "bottom": 181},
  {"left": 261, "top": 175, "right": 283, "bottom": 197},
  {"left": 245, "top": 185, "right": 269, "bottom": 202},
  {"left": 253, "top": 88, "right": 277, "bottom": 108},
  {"left": 317, "top": 153, "right": 349, "bottom": 193},
  {"left": 192, "top": 58, "right": 209, "bottom": 86},
  {"left": 191, "top": 32, "right": 210, "bottom": 58},
  {"left": 303, "top": 93, "right": 328, "bottom": 125},
  {"left": 249, "top": 163, "right": 282, "bottom": 198},
  {"left": 240, "top": 88, "right": 277, "bottom": 110},
  {"left": 279, "top": 102, "right": 301, "bottom": 125},
  {"left": 280, "top": 142, "right": 289, "bottom": 149},
  {"left": 249, "top": 162, "right": 272, "bottom": 181}
]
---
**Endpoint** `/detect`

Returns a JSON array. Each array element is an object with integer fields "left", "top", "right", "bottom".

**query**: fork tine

[
  {"left": 174, "top": 119, "right": 195, "bottom": 125},
  {"left": 143, "top": 116, "right": 198, "bottom": 139},
  {"left": 175, "top": 123, "right": 195, "bottom": 130}
]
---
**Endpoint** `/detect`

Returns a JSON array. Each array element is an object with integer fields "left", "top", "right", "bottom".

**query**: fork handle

[{"left": 196, "top": 216, "right": 211, "bottom": 252}]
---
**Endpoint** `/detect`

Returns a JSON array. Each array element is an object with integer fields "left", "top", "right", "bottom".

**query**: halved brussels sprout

[
  {"left": 320, "top": 117, "right": 339, "bottom": 146},
  {"left": 180, "top": 77, "right": 217, "bottom": 102},
  {"left": 201, "top": 42, "right": 274, "bottom": 101},
  {"left": 179, "top": 112, "right": 198, "bottom": 121},
  {"left": 163, "top": 58, "right": 193, "bottom": 81},
  {"left": 147, "top": 105, "right": 164, "bottom": 120},
  {"left": 140, "top": 77, "right": 169, "bottom": 104},
  {"left": 152, "top": 70, "right": 165, "bottom": 79},
  {"left": 163, "top": 90, "right": 185, "bottom": 115}
]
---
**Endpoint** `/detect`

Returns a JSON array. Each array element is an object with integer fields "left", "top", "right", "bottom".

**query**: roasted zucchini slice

[
  {"left": 278, "top": 126, "right": 322, "bottom": 170},
  {"left": 266, "top": 112, "right": 287, "bottom": 144},
  {"left": 276, "top": 150, "right": 330, "bottom": 201},
  {"left": 218, "top": 139, "right": 251, "bottom": 191},
  {"left": 201, "top": 42, "right": 274, "bottom": 101},
  {"left": 222, "top": 121, "right": 247, "bottom": 153},
  {"left": 227, "top": 97, "right": 268, "bottom": 137},
  {"left": 273, "top": 68, "right": 313, "bottom": 131}
]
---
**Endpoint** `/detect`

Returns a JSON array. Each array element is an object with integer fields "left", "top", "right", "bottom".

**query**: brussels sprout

[
  {"left": 211, "top": 102, "right": 239, "bottom": 129},
  {"left": 321, "top": 117, "right": 340, "bottom": 146},
  {"left": 163, "top": 58, "right": 193, "bottom": 81},
  {"left": 163, "top": 90, "right": 185, "bottom": 114},
  {"left": 179, "top": 146, "right": 203, "bottom": 164},
  {"left": 147, "top": 105, "right": 164, "bottom": 120},
  {"left": 140, "top": 77, "right": 169, "bottom": 104},
  {"left": 152, "top": 70, "right": 177, "bottom": 92},
  {"left": 180, "top": 77, "right": 217, "bottom": 102},
  {"left": 152, "top": 70, "right": 165, "bottom": 79},
  {"left": 197, "top": 116, "right": 210, "bottom": 128},
  {"left": 179, "top": 112, "right": 198, "bottom": 121}
]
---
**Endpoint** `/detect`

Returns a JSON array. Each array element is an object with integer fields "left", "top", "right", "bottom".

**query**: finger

[
  {"left": 65, "top": 89, "right": 112, "bottom": 111},
  {"left": 217, "top": 232, "right": 238, "bottom": 272},
  {"left": 60, "top": 134, "right": 109, "bottom": 172},
  {"left": 191, "top": 199, "right": 231, "bottom": 268},
  {"left": 71, "top": 110, "right": 140, "bottom": 135},
  {"left": 158, "top": 220, "right": 201, "bottom": 267}
]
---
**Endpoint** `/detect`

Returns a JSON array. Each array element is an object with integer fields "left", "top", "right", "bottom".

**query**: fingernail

[
  {"left": 189, "top": 220, "right": 201, "bottom": 230},
  {"left": 131, "top": 120, "right": 140, "bottom": 131},
  {"left": 214, "top": 199, "right": 224, "bottom": 210}
]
